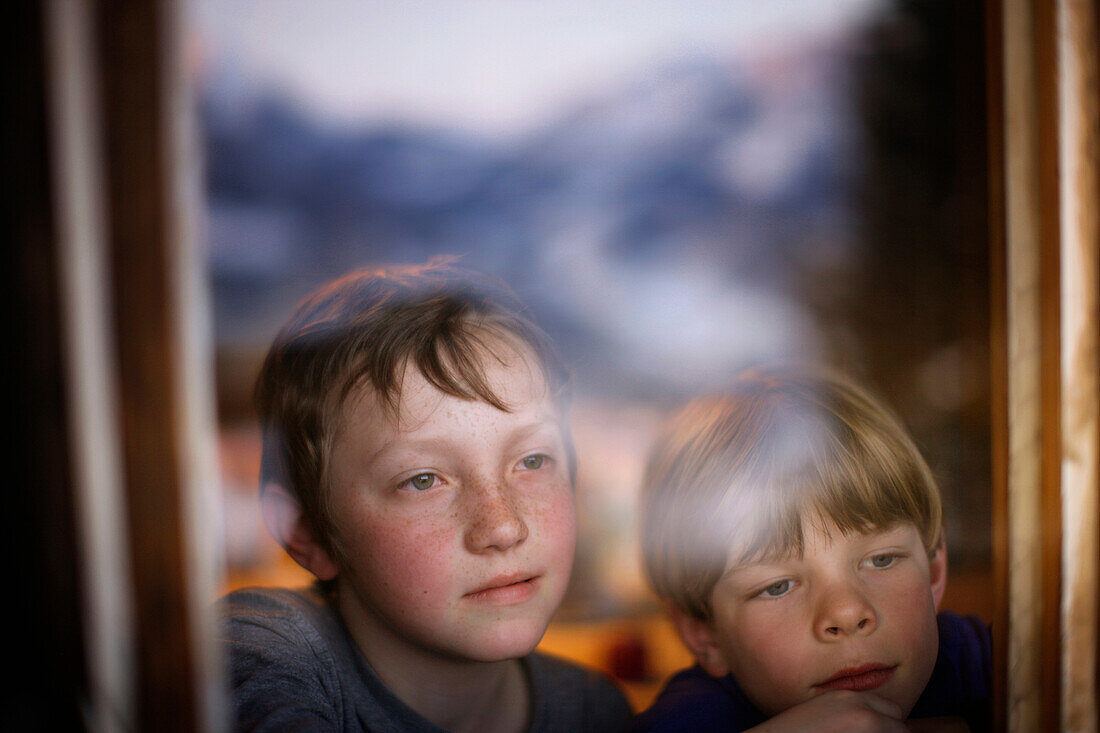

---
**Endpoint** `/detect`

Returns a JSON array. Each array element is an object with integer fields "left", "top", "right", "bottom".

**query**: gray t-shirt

[{"left": 218, "top": 586, "right": 632, "bottom": 732}]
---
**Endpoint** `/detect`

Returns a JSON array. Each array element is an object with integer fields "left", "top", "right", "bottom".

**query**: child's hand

[{"left": 749, "top": 691, "right": 908, "bottom": 733}]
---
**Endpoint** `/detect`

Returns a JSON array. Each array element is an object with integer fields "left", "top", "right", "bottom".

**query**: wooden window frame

[{"left": 994, "top": 0, "right": 1099, "bottom": 729}]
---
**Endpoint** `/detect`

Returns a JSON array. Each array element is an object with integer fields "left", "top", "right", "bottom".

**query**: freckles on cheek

[
  {"left": 355, "top": 515, "right": 455, "bottom": 596},
  {"left": 539, "top": 492, "right": 577, "bottom": 551}
]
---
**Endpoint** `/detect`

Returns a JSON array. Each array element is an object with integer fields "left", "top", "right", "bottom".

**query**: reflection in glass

[{"left": 193, "top": 0, "right": 990, "bottom": 704}]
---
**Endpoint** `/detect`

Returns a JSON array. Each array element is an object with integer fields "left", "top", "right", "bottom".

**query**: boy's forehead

[
  {"left": 337, "top": 350, "right": 557, "bottom": 440},
  {"left": 723, "top": 518, "right": 915, "bottom": 569},
  {"left": 724, "top": 541, "right": 801, "bottom": 573}
]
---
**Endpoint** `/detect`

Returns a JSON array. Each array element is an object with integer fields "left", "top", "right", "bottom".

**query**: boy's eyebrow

[
  {"left": 506, "top": 416, "right": 564, "bottom": 440},
  {"left": 379, "top": 415, "right": 563, "bottom": 456},
  {"left": 720, "top": 554, "right": 793, "bottom": 580}
]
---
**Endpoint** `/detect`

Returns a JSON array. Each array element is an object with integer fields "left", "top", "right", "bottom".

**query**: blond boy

[
  {"left": 633, "top": 369, "right": 990, "bottom": 732},
  {"left": 218, "top": 260, "right": 630, "bottom": 732}
]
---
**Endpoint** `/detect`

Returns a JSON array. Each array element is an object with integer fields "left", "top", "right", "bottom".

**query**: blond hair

[{"left": 640, "top": 367, "right": 942, "bottom": 621}]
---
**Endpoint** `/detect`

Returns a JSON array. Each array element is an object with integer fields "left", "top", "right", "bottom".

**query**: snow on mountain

[{"left": 204, "top": 43, "right": 861, "bottom": 396}]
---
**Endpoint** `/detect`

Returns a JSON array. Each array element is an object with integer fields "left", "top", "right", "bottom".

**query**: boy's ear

[
  {"left": 260, "top": 482, "right": 339, "bottom": 581},
  {"left": 670, "top": 607, "right": 731, "bottom": 678},
  {"left": 929, "top": 541, "right": 948, "bottom": 609}
]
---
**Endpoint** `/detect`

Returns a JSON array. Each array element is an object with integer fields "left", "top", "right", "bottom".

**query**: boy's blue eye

[
  {"left": 520, "top": 454, "right": 546, "bottom": 470},
  {"left": 760, "top": 580, "right": 791, "bottom": 598},
  {"left": 870, "top": 553, "right": 897, "bottom": 568},
  {"left": 407, "top": 473, "right": 437, "bottom": 491}
]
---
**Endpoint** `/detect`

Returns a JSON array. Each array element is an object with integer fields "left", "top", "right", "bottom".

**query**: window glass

[{"left": 193, "top": 0, "right": 990, "bottom": 698}]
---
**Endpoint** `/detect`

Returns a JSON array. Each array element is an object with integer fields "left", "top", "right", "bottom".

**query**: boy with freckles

[
  {"left": 632, "top": 369, "right": 991, "bottom": 732},
  {"left": 218, "top": 260, "right": 631, "bottom": 732}
]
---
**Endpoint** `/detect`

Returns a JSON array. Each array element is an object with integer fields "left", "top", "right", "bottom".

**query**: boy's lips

[
  {"left": 463, "top": 573, "right": 540, "bottom": 605},
  {"left": 815, "top": 663, "right": 896, "bottom": 692}
]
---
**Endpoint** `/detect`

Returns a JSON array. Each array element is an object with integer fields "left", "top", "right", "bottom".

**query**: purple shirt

[{"left": 632, "top": 611, "right": 991, "bottom": 732}]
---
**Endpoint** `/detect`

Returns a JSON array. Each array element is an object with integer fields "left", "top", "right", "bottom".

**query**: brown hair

[
  {"left": 255, "top": 258, "right": 572, "bottom": 550},
  {"left": 640, "top": 367, "right": 942, "bottom": 621}
]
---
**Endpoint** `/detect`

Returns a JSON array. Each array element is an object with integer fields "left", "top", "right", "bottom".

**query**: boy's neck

[
  {"left": 336, "top": 590, "right": 532, "bottom": 733},
  {"left": 387, "top": 656, "right": 530, "bottom": 733}
]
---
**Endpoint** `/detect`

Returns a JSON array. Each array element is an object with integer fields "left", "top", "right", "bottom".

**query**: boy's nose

[
  {"left": 463, "top": 481, "right": 529, "bottom": 553},
  {"left": 814, "top": 582, "right": 878, "bottom": 641}
]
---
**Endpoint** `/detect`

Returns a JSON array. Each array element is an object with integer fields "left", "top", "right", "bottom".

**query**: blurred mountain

[
  {"left": 203, "top": 4, "right": 993, "bottom": 575},
  {"left": 204, "top": 44, "right": 861, "bottom": 403}
]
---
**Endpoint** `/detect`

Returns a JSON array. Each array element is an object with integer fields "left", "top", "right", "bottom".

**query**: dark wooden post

[
  {"left": 93, "top": 0, "right": 221, "bottom": 729},
  {"left": 7, "top": 1, "right": 88, "bottom": 728}
]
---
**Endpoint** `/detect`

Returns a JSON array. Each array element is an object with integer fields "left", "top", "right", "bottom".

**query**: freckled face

[
  {"left": 323, "top": 349, "right": 576, "bottom": 665},
  {"left": 707, "top": 523, "right": 941, "bottom": 717}
]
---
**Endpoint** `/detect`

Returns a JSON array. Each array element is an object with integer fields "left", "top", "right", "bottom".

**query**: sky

[{"left": 190, "top": 0, "right": 885, "bottom": 137}]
